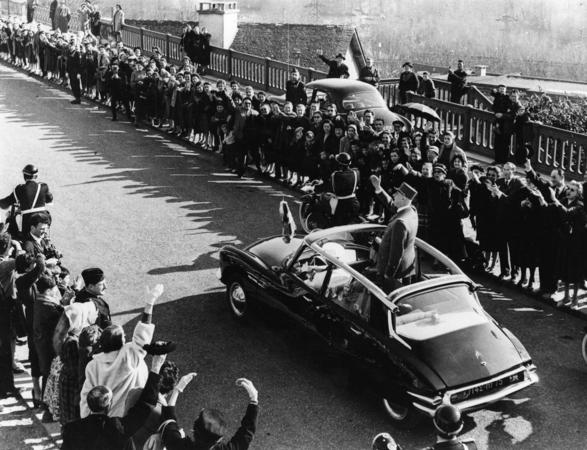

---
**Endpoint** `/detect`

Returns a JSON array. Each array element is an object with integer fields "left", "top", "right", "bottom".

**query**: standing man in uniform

[
  {"left": 448, "top": 60, "right": 468, "bottom": 104},
  {"left": 370, "top": 178, "right": 419, "bottom": 291},
  {"left": 0, "top": 165, "right": 53, "bottom": 239},
  {"left": 74, "top": 268, "right": 111, "bottom": 329},
  {"left": 68, "top": 41, "right": 82, "bottom": 104},
  {"left": 331, "top": 152, "right": 360, "bottom": 226}
]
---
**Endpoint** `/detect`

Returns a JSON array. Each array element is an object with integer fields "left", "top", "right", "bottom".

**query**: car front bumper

[{"left": 407, "top": 365, "right": 539, "bottom": 417}]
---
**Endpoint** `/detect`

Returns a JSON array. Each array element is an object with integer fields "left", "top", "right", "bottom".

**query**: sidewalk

[{"left": 0, "top": 344, "right": 61, "bottom": 450}]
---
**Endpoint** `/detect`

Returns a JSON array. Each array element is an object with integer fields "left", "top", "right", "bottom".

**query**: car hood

[
  {"left": 409, "top": 322, "right": 525, "bottom": 388},
  {"left": 247, "top": 236, "right": 303, "bottom": 268}
]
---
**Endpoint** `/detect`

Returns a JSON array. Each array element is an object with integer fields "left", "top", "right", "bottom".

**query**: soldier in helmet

[
  {"left": 0, "top": 165, "right": 53, "bottom": 239},
  {"left": 424, "top": 404, "right": 477, "bottom": 450},
  {"left": 331, "top": 152, "right": 360, "bottom": 226}
]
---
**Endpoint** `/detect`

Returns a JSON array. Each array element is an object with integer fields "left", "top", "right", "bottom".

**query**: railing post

[
  {"left": 227, "top": 49, "right": 233, "bottom": 78},
  {"left": 140, "top": 27, "right": 145, "bottom": 51},
  {"left": 165, "top": 33, "right": 171, "bottom": 59},
  {"left": 308, "top": 68, "right": 314, "bottom": 82},
  {"left": 463, "top": 105, "right": 471, "bottom": 145},
  {"left": 264, "top": 57, "right": 271, "bottom": 92}
]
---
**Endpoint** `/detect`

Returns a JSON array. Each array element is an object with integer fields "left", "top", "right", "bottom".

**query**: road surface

[{"left": 1, "top": 62, "right": 587, "bottom": 450}]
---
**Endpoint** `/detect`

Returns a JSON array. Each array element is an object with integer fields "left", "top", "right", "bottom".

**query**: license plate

[{"left": 451, "top": 372, "right": 524, "bottom": 403}]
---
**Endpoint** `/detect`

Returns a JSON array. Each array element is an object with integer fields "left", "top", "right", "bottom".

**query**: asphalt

[{"left": 2, "top": 61, "right": 587, "bottom": 450}]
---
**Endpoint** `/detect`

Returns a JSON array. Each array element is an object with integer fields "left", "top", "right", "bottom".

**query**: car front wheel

[
  {"left": 381, "top": 396, "right": 422, "bottom": 429},
  {"left": 226, "top": 275, "right": 249, "bottom": 320}
]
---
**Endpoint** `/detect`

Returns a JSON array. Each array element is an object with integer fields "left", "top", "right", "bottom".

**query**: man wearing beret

[
  {"left": 75, "top": 268, "right": 111, "bottom": 328},
  {"left": 370, "top": 180, "right": 419, "bottom": 292}
]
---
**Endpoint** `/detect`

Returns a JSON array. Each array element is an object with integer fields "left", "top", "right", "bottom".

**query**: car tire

[
  {"left": 581, "top": 331, "right": 587, "bottom": 365},
  {"left": 381, "top": 396, "right": 422, "bottom": 429},
  {"left": 226, "top": 274, "right": 250, "bottom": 321}
]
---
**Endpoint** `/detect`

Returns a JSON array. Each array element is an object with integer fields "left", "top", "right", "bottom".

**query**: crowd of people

[
  {"left": 1, "top": 12, "right": 586, "bottom": 308},
  {"left": 0, "top": 167, "right": 260, "bottom": 450}
]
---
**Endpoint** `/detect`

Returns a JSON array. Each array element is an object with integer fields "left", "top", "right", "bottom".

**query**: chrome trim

[
  {"left": 445, "top": 366, "right": 534, "bottom": 397},
  {"left": 408, "top": 366, "right": 538, "bottom": 417}
]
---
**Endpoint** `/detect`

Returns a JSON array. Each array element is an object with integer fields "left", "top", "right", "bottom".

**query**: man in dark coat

[
  {"left": 372, "top": 179, "right": 419, "bottom": 292},
  {"left": 49, "top": 0, "right": 58, "bottom": 30},
  {"left": 398, "top": 62, "right": 419, "bottom": 104},
  {"left": 317, "top": 50, "right": 349, "bottom": 79},
  {"left": 109, "top": 64, "right": 126, "bottom": 121},
  {"left": 285, "top": 69, "right": 307, "bottom": 107},
  {"left": 61, "top": 354, "right": 167, "bottom": 450},
  {"left": 447, "top": 60, "right": 467, "bottom": 104},
  {"left": 489, "top": 162, "right": 525, "bottom": 280},
  {"left": 524, "top": 160, "right": 567, "bottom": 297},
  {"left": 0, "top": 164, "right": 53, "bottom": 238},
  {"left": 68, "top": 42, "right": 83, "bottom": 104},
  {"left": 74, "top": 268, "right": 111, "bottom": 329},
  {"left": 331, "top": 152, "right": 360, "bottom": 226},
  {"left": 22, "top": 212, "right": 53, "bottom": 258},
  {"left": 359, "top": 57, "right": 380, "bottom": 87},
  {"left": 491, "top": 85, "right": 516, "bottom": 164},
  {"left": 162, "top": 377, "right": 259, "bottom": 450}
]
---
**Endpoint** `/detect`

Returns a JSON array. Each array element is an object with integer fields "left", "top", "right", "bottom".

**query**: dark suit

[
  {"left": 318, "top": 55, "right": 350, "bottom": 79},
  {"left": 61, "top": 371, "right": 161, "bottom": 450},
  {"left": 162, "top": 403, "right": 258, "bottom": 450},
  {"left": 22, "top": 234, "right": 51, "bottom": 258},
  {"left": 285, "top": 79, "right": 307, "bottom": 106},
  {"left": 398, "top": 72, "right": 419, "bottom": 104},
  {"left": 448, "top": 69, "right": 468, "bottom": 103},
  {"left": 74, "top": 288, "right": 111, "bottom": 329},
  {"left": 495, "top": 176, "right": 525, "bottom": 275},
  {"left": 376, "top": 205, "right": 418, "bottom": 289}
]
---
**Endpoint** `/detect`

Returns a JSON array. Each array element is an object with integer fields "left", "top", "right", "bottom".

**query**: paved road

[{"left": 1, "top": 62, "right": 587, "bottom": 450}]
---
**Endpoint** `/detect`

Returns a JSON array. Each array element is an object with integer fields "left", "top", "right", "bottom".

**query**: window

[
  {"left": 394, "top": 284, "right": 485, "bottom": 341},
  {"left": 324, "top": 270, "right": 371, "bottom": 321},
  {"left": 341, "top": 91, "right": 386, "bottom": 111}
]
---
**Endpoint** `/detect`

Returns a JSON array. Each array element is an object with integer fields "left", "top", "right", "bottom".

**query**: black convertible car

[{"left": 217, "top": 224, "right": 538, "bottom": 427}]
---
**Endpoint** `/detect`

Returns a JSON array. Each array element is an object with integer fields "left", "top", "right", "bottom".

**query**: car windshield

[
  {"left": 394, "top": 284, "right": 486, "bottom": 341},
  {"left": 341, "top": 91, "right": 385, "bottom": 110}
]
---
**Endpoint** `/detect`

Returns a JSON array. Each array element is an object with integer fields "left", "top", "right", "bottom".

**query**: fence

[
  {"left": 27, "top": 6, "right": 587, "bottom": 177},
  {"left": 405, "top": 93, "right": 587, "bottom": 180}
]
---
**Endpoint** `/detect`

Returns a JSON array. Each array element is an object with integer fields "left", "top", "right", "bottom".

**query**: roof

[
  {"left": 467, "top": 74, "right": 587, "bottom": 98},
  {"left": 306, "top": 78, "right": 378, "bottom": 93},
  {"left": 230, "top": 23, "right": 360, "bottom": 69}
]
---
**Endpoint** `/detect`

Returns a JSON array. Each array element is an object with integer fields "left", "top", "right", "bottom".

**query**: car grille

[{"left": 450, "top": 371, "right": 525, "bottom": 403}]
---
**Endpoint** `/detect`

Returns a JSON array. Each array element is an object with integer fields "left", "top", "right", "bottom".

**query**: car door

[{"left": 254, "top": 245, "right": 330, "bottom": 331}]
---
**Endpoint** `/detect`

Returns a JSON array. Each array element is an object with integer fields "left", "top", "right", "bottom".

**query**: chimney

[
  {"left": 198, "top": 1, "right": 239, "bottom": 49},
  {"left": 475, "top": 64, "right": 488, "bottom": 77}
]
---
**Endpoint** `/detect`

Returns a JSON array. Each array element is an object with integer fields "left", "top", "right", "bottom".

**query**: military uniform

[
  {"left": 331, "top": 167, "right": 360, "bottom": 226},
  {"left": 0, "top": 179, "right": 53, "bottom": 237}
]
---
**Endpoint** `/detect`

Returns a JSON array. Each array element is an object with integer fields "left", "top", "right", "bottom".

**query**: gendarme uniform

[
  {"left": 0, "top": 165, "right": 53, "bottom": 237},
  {"left": 331, "top": 153, "right": 360, "bottom": 226}
]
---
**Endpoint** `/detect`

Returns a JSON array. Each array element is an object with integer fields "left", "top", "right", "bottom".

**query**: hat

[
  {"left": 392, "top": 119, "right": 404, "bottom": 126},
  {"left": 394, "top": 182, "right": 417, "bottom": 201},
  {"left": 81, "top": 268, "right": 104, "bottom": 286},
  {"left": 433, "top": 163, "right": 447, "bottom": 174},
  {"left": 372, "top": 432, "right": 398, "bottom": 450},
  {"left": 402, "top": 61, "right": 413, "bottom": 68},
  {"left": 294, "top": 126, "right": 305, "bottom": 135},
  {"left": 442, "top": 130, "right": 455, "bottom": 138},
  {"left": 427, "top": 146, "right": 439, "bottom": 155},
  {"left": 335, "top": 53, "right": 346, "bottom": 60},
  {"left": 335, "top": 152, "right": 352, "bottom": 166}
]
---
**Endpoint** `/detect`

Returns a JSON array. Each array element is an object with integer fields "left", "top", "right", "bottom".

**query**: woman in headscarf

[{"left": 57, "top": 302, "right": 99, "bottom": 425}]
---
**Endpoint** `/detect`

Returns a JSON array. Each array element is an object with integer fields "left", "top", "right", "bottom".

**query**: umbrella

[{"left": 402, "top": 103, "right": 441, "bottom": 122}]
